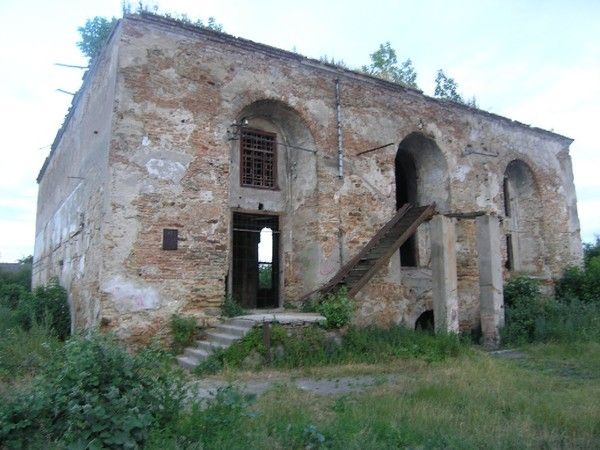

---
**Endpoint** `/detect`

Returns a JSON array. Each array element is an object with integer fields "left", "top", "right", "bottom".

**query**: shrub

[
  {"left": 1, "top": 278, "right": 71, "bottom": 340},
  {"left": 0, "top": 283, "right": 32, "bottom": 310},
  {"left": 556, "top": 265, "right": 587, "bottom": 301},
  {"left": 502, "top": 276, "right": 545, "bottom": 345},
  {"left": 556, "top": 238, "right": 600, "bottom": 303},
  {"left": 0, "top": 305, "right": 18, "bottom": 332},
  {"left": 221, "top": 294, "right": 244, "bottom": 317},
  {"left": 0, "top": 257, "right": 32, "bottom": 291},
  {"left": 504, "top": 275, "right": 540, "bottom": 307},
  {"left": 29, "top": 280, "right": 71, "bottom": 340},
  {"left": 170, "top": 314, "right": 198, "bottom": 354},
  {"left": 0, "top": 333, "right": 186, "bottom": 448},
  {"left": 317, "top": 287, "right": 354, "bottom": 329},
  {"left": 583, "top": 236, "right": 600, "bottom": 266},
  {"left": 556, "top": 260, "right": 600, "bottom": 303},
  {"left": 504, "top": 274, "right": 600, "bottom": 345}
]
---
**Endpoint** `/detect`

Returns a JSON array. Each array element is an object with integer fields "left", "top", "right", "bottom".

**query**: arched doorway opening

[
  {"left": 232, "top": 213, "right": 279, "bottom": 309},
  {"left": 395, "top": 151, "right": 418, "bottom": 266},
  {"left": 503, "top": 160, "right": 543, "bottom": 273},
  {"left": 395, "top": 133, "right": 449, "bottom": 267}
]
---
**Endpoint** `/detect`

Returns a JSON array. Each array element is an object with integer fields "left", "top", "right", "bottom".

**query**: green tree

[
  {"left": 77, "top": 16, "right": 118, "bottom": 60},
  {"left": 0, "top": 255, "right": 32, "bottom": 291},
  {"left": 77, "top": 8, "right": 224, "bottom": 61},
  {"left": 434, "top": 69, "right": 478, "bottom": 107},
  {"left": 434, "top": 69, "right": 462, "bottom": 102},
  {"left": 584, "top": 236, "right": 600, "bottom": 266},
  {"left": 362, "top": 42, "right": 418, "bottom": 88}
]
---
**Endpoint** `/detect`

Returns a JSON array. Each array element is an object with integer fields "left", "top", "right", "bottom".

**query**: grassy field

[
  {"left": 2, "top": 332, "right": 599, "bottom": 448},
  {"left": 2, "top": 311, "right": 599, "bottom": 448},
  {"left": 3, "top": 278, "right": 600, "bottom": 448},
  {"left": 148, "top": 342, "right": 600, "bottom": 449}
]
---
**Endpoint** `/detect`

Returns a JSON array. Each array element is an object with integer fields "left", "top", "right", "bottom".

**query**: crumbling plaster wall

[
  {"left": 76, "top": 15, "right": 581, "bottom": 341},
  {"left": 33, "top": 27, "right": 121, "bottom": 329}
]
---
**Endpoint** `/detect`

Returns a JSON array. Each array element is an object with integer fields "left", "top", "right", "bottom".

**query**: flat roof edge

[{"left": 129, "top": 12, "right": 573, "bottom": 144}]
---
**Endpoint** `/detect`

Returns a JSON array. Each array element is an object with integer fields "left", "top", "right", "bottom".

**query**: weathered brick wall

[
  {"left": 33, "top": 27, "right": 121, "bottom": 329},
  {"left": 37, "top": 15, "right": 582, "bottom": 342}
]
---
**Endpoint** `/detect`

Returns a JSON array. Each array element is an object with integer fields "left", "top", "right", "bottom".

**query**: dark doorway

[
  {"left": 395, "top": 150, "right": 418, "bottom": 266},
  {"left": 232, "top": 213, "right": 279, "bottom": 309},
  {"left": 415, "top": 310, "right": 434, "bottom": 332}
]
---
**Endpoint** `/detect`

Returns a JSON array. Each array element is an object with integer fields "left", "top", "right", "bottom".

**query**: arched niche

[
  {"left": 395, "top": 132, "right": 450, "bottom": 266},
  {"left": 229, "top": 99, "right": 318, "bottom": 307},
  {"left": 503, "top": 159, "right": 544, "bottom": 274},
  {"left": 231, "top": 99, "right": 317, "bottom": 212}
]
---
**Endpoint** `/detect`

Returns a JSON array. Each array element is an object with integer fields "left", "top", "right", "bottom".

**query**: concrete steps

[{"left": 176, "top": 318, "right": 255, "bottom": 370}]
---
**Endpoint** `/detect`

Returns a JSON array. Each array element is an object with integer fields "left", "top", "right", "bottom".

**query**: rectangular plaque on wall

[{"left": 163, "top": 229, "right": 178, "bottom": 250}]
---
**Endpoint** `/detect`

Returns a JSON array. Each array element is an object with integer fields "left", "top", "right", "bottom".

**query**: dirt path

[{"left": 191, "top": 373, "right": 400, "bottom": 400}]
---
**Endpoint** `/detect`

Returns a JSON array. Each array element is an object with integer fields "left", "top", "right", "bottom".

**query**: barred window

[{"left": 240, "top": 129, "right": 277, "bottom": 189}]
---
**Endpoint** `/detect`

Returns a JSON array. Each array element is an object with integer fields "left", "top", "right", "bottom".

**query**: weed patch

[
  {"left": 0, "top": 333, "right": 186, "bottom": 448},
  {"left": 503, "top": 275, "right": 600, "bottom": 345},
  {"left": 196, "top": 324, "right": 469, "bottom": 375},
  {"left": 316, "top": 287, "right": 353, "bottom": 329},
  {"left": 556, "top": 237, "right": 600, "bottom": 303},
  {"left": 146, "top": 386, "right": 255, "bottom": 449},
  {"left": 221, "top": 294, "right": 244, "bottom": 317},
  {"left": 0, "top": 278, "right": 70, "bottom": 341},
  {"left": 178, "top": 345, "right": 600, "bottom": 448},
  {"left": 170, "top": 314, "right": 198, "bottom": 354},
  {"left": 0, "top": 319, "right": 61, "bottom": 381}
]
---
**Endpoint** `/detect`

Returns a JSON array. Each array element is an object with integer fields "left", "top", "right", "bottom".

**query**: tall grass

[
  {"left": 162, "top": 346, "right": 600, "bottom": 449},
  {"left": 196, "top": 325, "right": 470, "bottom": 375},
  {"left": 0, "top": 305, "right": 62, "bottom": 384},
  {"left": 503, "top": 275, "right": 600, "bottom": 345}
]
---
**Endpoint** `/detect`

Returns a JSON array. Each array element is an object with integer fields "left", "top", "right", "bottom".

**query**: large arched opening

[
  {"left": 229, "top": 99, "right": 317, "bottom": 308},
  {"left": 395, "top": 132, "right": 449, "bottom": 267},
  {"left": 503, "top": 159, "right": 544, "bottom": 274}
]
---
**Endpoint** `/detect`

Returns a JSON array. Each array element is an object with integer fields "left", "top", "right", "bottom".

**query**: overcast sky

[{"left": 0, "top": 0, "right": 598, "bottom": 262}]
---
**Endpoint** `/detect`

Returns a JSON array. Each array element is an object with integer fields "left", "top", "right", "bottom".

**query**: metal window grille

[{"left": 240, "top": 129, "right": 277, "bottom": 189}]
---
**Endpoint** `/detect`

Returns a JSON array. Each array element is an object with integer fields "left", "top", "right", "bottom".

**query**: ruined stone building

[{"left": 33, "top": 13, "right": 582, "bottom": 346}]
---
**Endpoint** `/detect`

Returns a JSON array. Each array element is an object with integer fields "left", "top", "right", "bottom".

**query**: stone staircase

[
  {"left": 176, "top": 318, "right": 255, "bottom": 370},
  {"left": 176, "top": 312, "right": 325, "bottom": 370}
]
